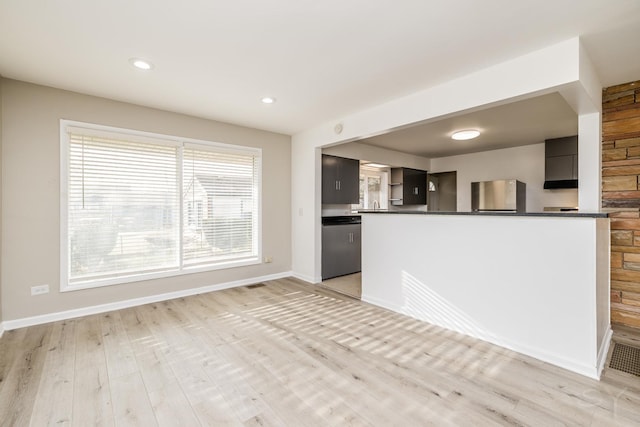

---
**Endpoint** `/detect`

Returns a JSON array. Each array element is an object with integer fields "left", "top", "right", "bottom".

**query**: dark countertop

[{"left": 357, "top": 210, "right": 609, "bottom": 218}]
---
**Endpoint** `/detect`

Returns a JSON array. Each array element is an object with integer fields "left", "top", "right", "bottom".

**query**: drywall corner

[{"left": 0, "top": 76, "right": 4, "bottom": 325}]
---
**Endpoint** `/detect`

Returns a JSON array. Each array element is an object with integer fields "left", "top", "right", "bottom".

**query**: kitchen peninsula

[{"left": 360, "top": 210, "right": 610, "bottom": 379}]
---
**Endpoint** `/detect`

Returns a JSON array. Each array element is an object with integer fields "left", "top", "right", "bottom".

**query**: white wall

[
  {"left": 596, "top": 218, "right": 611, "bottom": 366},
  {"left": 361, "top": 213, "right": 611, "bottom": 379},
  {"left": 0, "top": 76, "right": 3, "bottom": 329},
  {"left": 430, "top": 143, "right": 579, "bottom": 212},
  {"left": 322, "top": 141, "right": 431, "bottom": 170},
  {"left": 291, "top": 142, "right": 321, "bottom": 283},
  {"left": 562, "top": 43, "right": 603, "bottom": 210},
  {"left": 1, "top": 79, "right": 292, "bottom": 322},
  {"left": 294, "top": 38, "right": 585, "bottom": 149},
  {"left": 291, "top": 37, "right": 603, "bottom": 282},
  {"left": 579, "top": 112, "right": 603, "bottom": 210}
]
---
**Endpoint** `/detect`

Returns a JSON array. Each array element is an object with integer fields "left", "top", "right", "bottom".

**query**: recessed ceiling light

[
  {"left": 129, "top": 58, "right": 153, "bottom": 70},
  {"left": 261, "top": 97, "right": 276, "bottom": 104},
  {"left": 451, "top": 129, "right": 480, "bottom": 140}
]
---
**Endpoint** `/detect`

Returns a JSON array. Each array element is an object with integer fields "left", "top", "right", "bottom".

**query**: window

[
  {"left": 357, "top": 167, "right": 388, "bottom": 210},
  {"left": 60, "top": 120, "right": 261, "bottom": 291}
]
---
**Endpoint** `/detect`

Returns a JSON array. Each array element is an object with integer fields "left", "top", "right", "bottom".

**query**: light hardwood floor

[
  {"left": 319, "top": 273, "right": 361, "bottom": 299},
  {"left": 1, "top": 277, "right": 639, "bottom": 426}
]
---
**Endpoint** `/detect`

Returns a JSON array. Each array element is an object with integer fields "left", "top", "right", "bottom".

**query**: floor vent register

[
  {"left": 609, "top": 342, "right": 640, "bottom": 377},
  {"left": 246, "top": 283, "right": 266, "bottom": 289}
]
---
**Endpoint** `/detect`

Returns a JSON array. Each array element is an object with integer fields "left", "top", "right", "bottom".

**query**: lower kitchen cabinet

[{"left": 322, "top": 222, "right": 361, "bottom": 280}]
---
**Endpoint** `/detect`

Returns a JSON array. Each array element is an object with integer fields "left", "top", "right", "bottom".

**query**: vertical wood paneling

[{"left": 603, "top": 80, "right": 640, "bottom": 329}]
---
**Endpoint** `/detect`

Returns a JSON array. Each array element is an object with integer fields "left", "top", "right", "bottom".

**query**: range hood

[{"left": 544, "top": 135, "right": 578, "bottom": 189}]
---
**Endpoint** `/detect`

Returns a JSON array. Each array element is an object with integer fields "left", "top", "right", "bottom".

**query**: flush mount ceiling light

[
  {"left": 129, "top": 58, "right": 153, "bottom": 70},
  {"left": 261, "top": 97, "right": 276, "bottom": 104},
  {"left": 451, "top": 129, "right": 480, "bottom": 140},
  {"left": 365, "top": 163, "right": 390, "bottom": 168}
]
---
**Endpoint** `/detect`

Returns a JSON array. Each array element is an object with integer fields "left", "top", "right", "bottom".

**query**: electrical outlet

[
  {"left": 264, "top": 256, "right": 273, "bottom": 263},
  {"left": 31, "top": 284, "right": 49, "bottom": 296}
]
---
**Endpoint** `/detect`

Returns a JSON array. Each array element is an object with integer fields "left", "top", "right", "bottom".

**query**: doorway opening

[{"left": 428, "top": 171, "right": 457, "bottom": 212}]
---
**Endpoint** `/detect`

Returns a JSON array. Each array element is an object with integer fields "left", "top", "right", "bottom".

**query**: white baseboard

[
  {"left": 3, "top": 271, "right": 292, "bottom": 331},
  {"left": 362, "top": 293, "right": 604, "bottom": 380},
  {"left": 596, "top": 327, "right": 614, "bottom": 379},
  {"left": 291, "top": 271, "right": 321, "bottom": 284}
]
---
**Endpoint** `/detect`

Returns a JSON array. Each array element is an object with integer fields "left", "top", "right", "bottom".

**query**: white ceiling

[
  {"left": 1, "top": 0, "right": 639, "bottom": 137},
  {"left": 358, "top": 92, "right": 578, "bottom": 158}
]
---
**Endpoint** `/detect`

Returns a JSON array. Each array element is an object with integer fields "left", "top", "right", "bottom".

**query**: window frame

[{"left": 60, "top": 119, "right": 262, "bottom": 292}]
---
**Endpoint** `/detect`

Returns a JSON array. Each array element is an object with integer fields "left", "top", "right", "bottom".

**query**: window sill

[{"left": 60, "top": 256, "right": 261, "bottom": 292}]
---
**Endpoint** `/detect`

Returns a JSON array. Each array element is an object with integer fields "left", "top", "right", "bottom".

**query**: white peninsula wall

[{"left": 361, "top": 212, "right": 611, "bottom": 379}]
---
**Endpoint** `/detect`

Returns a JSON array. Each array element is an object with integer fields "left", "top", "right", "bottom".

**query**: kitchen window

[
  {"left": 357, "top": 167, "right": 388, "bottom": 210},
  {"left": 60, "top": 120, "right": 261, "bottom": 291}
]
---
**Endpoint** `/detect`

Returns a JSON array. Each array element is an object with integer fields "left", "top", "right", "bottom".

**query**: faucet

[{"left": 372, "top": 200, "right": 380, "bottom": 210}]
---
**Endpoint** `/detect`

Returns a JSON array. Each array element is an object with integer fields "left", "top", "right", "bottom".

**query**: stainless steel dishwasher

[{"left": 321, "top": 216, "right": 361, "bottom": 280}]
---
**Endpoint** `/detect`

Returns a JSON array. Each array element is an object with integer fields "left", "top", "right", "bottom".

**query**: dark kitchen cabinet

[
  {"left": 390, "top": 167, "right": 427, "bottom": 205},
  {"left": 322, "top": 223, "right": 361, "bottom": 279},
  {"left": 544, "top": 135, "right": 578, "bottom": 189},
  {"left": 322, "top": 155, "right": 359, "bottom": 204}
]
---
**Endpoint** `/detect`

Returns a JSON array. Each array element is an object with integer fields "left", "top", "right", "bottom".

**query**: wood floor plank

[
  {"left": 2, "top": 278, "right": 640, "bottom": 426},
  {"left": 0, "top": 324, "right": 52, "bottom": 427},
  {"left": 590, "top": 405, "right": 640, "bottom": 426},
  {"left": 147, "top": 382, "right": 200, "bottom": 427},
  {"left": 72, "top": 315, "right": 114, "bottom": 427},
  {"left": 213, "top": 340, "right": 336, "bottom": 427},
  {"left": 100, "top": 311, "right": 139, "bottom": 380},
  {"left": 0, "top": 327, "right": 27, "bottom": 397},
  {"left": 29, "top": 319, "right": 77, "bottom": 427},
  {"left": 109, "top": 372, "right": 157, "bottom": 427},
  {"left": 119, "top": 307, "right": 177, "bottom": 393}
]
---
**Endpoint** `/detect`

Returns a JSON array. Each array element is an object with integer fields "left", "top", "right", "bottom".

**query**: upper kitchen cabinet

[
  {"left": 544, "top": 135, "right": 578, "bottom": 189},
  {"left": 322, "top": 154, "right": 359, "bottom": 204},
  {"left": 390, "top": 167, "right": 427, "bottom": 205}
]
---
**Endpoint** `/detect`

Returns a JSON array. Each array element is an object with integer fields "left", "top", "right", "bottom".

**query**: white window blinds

[
  {"left": 62, "top": 121, "right": 261, "bottom": 290},
  {"left": 182, "top": 145, "right": 259, "bottom": 267}
]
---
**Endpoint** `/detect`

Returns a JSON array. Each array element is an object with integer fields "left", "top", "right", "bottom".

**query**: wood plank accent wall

[{"left": 603, "top": 80, "right": 640, "bottom": 329}]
